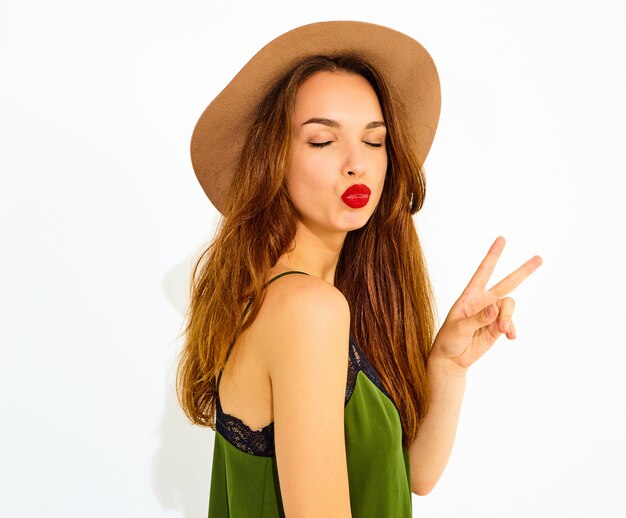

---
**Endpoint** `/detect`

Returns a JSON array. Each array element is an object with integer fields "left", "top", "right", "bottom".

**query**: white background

[{"left": 2, "top": 0, "right": 624, "bottom": 516}]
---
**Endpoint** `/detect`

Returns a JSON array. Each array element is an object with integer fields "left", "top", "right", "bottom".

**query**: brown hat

[{"left": 190, "top": 20, "right": 441, "bottom": 214}]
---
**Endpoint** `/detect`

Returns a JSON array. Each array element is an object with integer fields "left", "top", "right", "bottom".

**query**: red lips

[{"left": 341, "top": 184, "right": 371, "bottom": 208}]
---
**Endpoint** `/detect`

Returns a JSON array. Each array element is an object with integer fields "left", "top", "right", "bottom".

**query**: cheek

[
  {"left": 286, "top": 150, "right": 336, "bottom": 197},
  {"left": 375, "top": 155, "right": 388, "bottom": 193}
]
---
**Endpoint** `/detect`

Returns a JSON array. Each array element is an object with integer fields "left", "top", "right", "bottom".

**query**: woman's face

[{"left": 285, "top": 70, "right": 388, "bottom": 234}]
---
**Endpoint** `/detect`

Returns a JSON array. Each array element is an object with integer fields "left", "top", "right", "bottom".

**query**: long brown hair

[{"left": 176, "top": 54, "right": 438, "bottom": 449}]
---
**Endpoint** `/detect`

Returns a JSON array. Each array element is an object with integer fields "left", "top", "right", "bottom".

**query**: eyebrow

[{"left": 300, "top": 117, "right": 386, "bottom": 130}]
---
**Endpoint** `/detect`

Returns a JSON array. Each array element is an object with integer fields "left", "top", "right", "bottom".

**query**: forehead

[{"left": 292, "top": 71, "right": 384, "bottom": 122}]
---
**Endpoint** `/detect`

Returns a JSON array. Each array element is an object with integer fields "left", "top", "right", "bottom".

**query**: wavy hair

[{"left": 176, "top": 54, "right": 438, "bottom": 449}]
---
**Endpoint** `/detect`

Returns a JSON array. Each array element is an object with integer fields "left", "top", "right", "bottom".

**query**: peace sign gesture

[{"left": 430, "top": 236, "right": 543, "bottom": 371}]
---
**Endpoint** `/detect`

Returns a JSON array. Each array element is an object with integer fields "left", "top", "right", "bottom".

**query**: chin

[{"left": 339, "top": 212, "right": 373, "bottom": 232}]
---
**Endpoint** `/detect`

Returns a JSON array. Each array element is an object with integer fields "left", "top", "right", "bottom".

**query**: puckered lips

[{"left": 341, "top": 184, "right": 371, "bottom": 209}]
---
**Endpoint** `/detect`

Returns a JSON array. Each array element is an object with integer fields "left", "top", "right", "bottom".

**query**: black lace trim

[
  {"left": 215, "top": 334, "right": 393, "bottom": 457},
  {"left": 347, "top": 334, "right": 392, "bottom": 401},
  {"left": 215, "top": 397, "right": 276, "bottom": 456}
]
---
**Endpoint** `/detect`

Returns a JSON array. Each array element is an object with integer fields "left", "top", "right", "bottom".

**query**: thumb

[{"left": 477, "top": 304, "right": 499, "bottom": 326}]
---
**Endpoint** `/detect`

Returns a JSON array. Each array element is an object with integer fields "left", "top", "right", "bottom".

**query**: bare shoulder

[
  {"left": 262, "top": 274, "right": 351, "bottom": 387},
  {"left": 260, "top": 273, "right": 351, "bottom": 347},
  {"left": 261, "top": 274, "right": 353, "bottom": 516}
]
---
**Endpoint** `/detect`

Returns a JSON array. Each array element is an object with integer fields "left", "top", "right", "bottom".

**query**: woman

[{"left": 177, "top": 21, "right": 543, "bottom": 517}]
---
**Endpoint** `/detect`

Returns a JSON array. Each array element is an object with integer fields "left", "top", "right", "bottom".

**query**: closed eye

[{"left": 308, "top": 141, "right": 383, "bottom": 149}]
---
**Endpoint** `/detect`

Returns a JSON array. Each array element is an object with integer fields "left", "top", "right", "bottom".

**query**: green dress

[{"left": 208, "top": 271, "right": 413, "bottom": 517}]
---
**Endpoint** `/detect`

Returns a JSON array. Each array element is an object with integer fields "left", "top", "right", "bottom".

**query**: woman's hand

[{"left": 430, "top": 236, "right": 543, "bottom": 371}]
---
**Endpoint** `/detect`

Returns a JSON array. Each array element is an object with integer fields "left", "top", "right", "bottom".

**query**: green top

[{"left": 208, "top": 271, "right": 412, "bottom": 517}]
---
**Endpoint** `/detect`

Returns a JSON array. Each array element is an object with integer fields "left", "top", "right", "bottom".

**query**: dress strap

[{"left": 216, "top": 270, "right": 309, "bottom": 390}]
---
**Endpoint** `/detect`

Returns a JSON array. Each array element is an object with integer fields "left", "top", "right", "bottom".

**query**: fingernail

[
  {"left": 503, "top": 321, "right": 510, "bottom": 331},
  {"left": 487, "top": 305, "right": 495, "bottom": 317}
]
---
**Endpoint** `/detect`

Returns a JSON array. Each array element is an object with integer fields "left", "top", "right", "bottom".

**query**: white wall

[{"left": 2, "top": 0, "right": 624, "bottom": 516}]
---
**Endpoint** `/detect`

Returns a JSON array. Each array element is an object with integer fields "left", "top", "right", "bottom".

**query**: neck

[{"left": 276, "top": 220, "right": 347, "bottom": 286}]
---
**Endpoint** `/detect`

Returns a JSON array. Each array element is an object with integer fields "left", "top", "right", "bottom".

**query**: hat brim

[{"left": 190, "top": 20, "right": 441, "bottom": 214}]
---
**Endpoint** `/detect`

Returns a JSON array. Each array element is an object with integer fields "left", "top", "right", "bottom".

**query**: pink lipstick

[{"left": 341, "top": 184, "right": 371, "bottom": 208}]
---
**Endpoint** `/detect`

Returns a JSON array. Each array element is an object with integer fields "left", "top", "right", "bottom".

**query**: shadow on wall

[{"left": 152, "top": 258, "right": 214, "bottom": 518}]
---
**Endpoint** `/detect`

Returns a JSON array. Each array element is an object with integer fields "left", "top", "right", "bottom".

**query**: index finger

[{"left": 488, "top": 255, "right": 543, "bottom": 298}]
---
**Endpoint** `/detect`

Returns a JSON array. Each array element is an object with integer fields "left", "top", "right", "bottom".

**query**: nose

[
  {"left": 346, "top": 166, "right": 365, "bottom": 176},
  {"left": 342, "top": 142, "right": 366, "bottom": 177}
]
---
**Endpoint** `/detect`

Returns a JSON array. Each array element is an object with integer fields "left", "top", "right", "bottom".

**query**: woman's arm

[
  {"left": 407, "top": 355, "right": 467, "bottom": 496},
  {"left": 407, "top": 237, "right": 542, "bottom": 496},
  {"left": 268, "top": 278, "right": 354, "bottom": 518}
]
